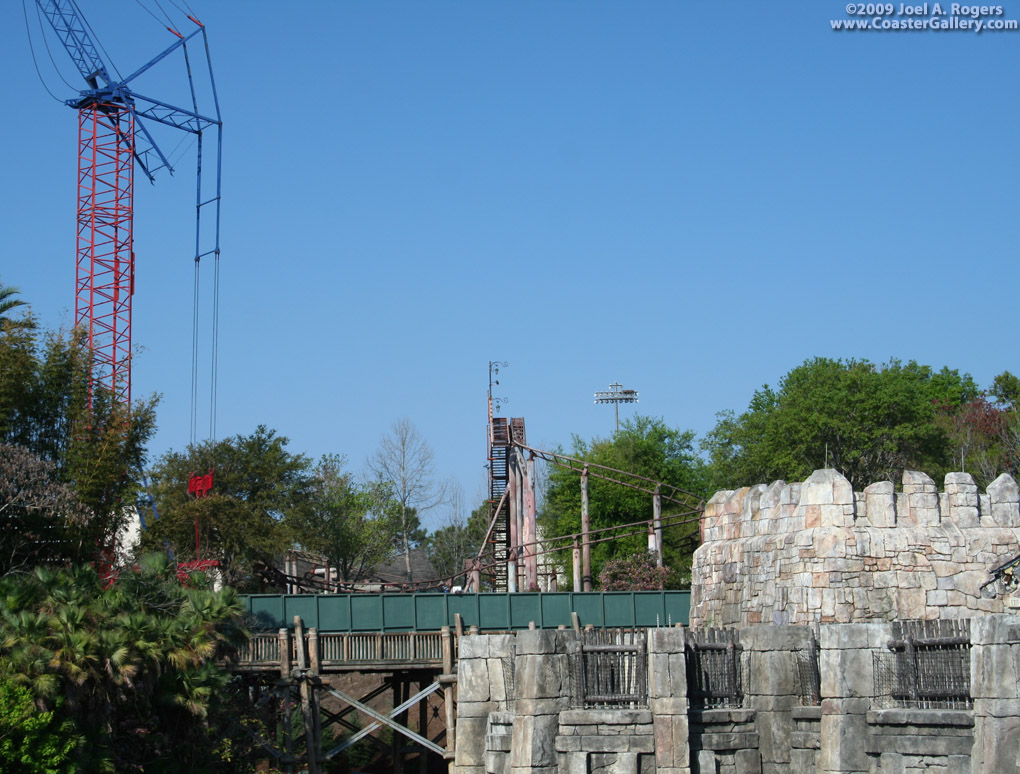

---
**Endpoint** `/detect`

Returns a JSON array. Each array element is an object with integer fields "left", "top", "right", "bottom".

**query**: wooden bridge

[{"left": 229, "top": 592, "right": 691, "bottom": 773}]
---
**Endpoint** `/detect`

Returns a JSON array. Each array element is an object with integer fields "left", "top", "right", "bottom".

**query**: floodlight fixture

[{"left": 593, "top": 381, "right": 639, "bottom": 433}]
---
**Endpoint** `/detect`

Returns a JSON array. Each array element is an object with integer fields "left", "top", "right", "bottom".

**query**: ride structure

[{"left": 35, "top": 0, "right": 222, "bottom": 437}]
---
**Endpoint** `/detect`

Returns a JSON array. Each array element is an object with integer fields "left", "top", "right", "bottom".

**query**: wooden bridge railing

[{"left": 235, "top": 628, "right": 451, "bottom": 672}]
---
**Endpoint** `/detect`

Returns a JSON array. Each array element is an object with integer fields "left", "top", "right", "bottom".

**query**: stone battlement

[{"left": 691, "top": 469, "right": 1020, "bottom": 627}]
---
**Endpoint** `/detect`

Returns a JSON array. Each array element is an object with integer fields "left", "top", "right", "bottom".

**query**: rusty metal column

[
  {"left": 653, "top": 485, "right": 663, "bottom": 568},
  {"left": 581, "top": 465, "right": 592, "bottom": 592},
  {"left": 507, "top": 463, "right": 518, "bottom": 593},
  {"left": 523, "top": 453, "right": 538, "bottom": 590}
]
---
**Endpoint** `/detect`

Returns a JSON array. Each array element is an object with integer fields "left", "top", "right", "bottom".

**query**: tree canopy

[
  {"left": 141, "top": 426, "right": 312, "bottom": 590},
  {"left": 288, "top": 454, "right": 392, "bottom": 584},
  {"left": 701, "top": 358, "right": 981, "bottom": 490},
  {"left": 0, "top": 292, "right": 156, "bottom": 570},
  {"left": 539, "top": 416, "right": 708, "bottom": 588}
]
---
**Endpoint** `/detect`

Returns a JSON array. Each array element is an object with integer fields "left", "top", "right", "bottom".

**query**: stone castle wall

[{"left": 691, "top": 469, "right": 1020, "bottom": 627}]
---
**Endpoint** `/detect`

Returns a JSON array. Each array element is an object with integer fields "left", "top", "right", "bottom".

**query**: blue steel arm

[{"left": 35, "top": 0, "right": 110, "bottom": 86}]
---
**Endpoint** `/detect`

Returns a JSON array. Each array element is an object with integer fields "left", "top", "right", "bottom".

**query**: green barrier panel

[
  {"left": 241, "top": 591, "right": 690, "bottom": 632},
  {"left": 415, "top": 594, "right": 447, "bottom": 630},
  {"left": 509, "top": 593, "right": 541, "bottom": 628}
]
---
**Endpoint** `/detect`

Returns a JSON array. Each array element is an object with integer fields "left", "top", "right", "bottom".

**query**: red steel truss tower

[{"left": 77, "top": 104, "right": 135, "bottom": 408}]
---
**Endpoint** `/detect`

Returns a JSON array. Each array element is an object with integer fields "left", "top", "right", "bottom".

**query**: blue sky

[{"left": 3, "top": 1, "right": 1018, "bottom": 529}]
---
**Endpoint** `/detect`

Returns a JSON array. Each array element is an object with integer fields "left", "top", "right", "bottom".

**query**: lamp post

[{"left": 594, "top": 381, "right": 639, "bottom": 433}]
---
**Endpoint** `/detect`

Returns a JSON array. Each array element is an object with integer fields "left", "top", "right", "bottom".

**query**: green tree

[
  {"left": 142, "top": 426, "right": 311, "bottom": 590},
  {"left": 0, "top": 299, "right": 156, "bottom": 570},
  {"left": 0, "top": 555, "right": 249, "bottom": 773},
  {"left": 539, "top": 416, "right": 707, "bottom": 588},
  {"left": 702, "top": 358, "right": 979, "bottom": 490},
  {"left": 289, "top": 455, "right": 391, "bottom": 584}
]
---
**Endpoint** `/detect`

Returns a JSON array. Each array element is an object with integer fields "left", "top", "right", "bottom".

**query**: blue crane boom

[{"left": 34, "top": 0, "right": 223, "bottom": 445}]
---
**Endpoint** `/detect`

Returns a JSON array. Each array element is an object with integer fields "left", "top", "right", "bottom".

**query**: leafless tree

[
  {"left": 367, "top": 418, "right": 446, "bottom": 582},
  {"left": 0, "top": 443, "right": 91, "bottom": 573}
]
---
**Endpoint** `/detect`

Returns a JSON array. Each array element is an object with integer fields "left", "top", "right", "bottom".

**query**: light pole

[{"left": 594, "top": 381, "right": 639, "bottom": 433}]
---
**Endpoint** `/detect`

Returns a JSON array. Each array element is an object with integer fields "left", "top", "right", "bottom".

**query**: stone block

[
  {"left": 459, "top": 635, "right": 490, "bottom": 659},
  {"left": 648, "top": 627, "right": 686, "bottom": 654},
  {"left": 987, "top": 474, "right": 1020, "bottom": 527},
  {"left": 488, "top": 634, "right": 516, "bottom": 658},
  {"left": 457, "top": 700, "right": 497, "bottom": 717},
  {"left": 740, "top": 624, "right": 812, "bottom": 653},
  {"left": 903, "top": 470, "right": 937, "bottom": 492},
  {"left": 864, "top": 481, "right": 896, "bottom": 527},
  {"left": 970, "top": 613, "right": 1020, "bottom": 646},
  {"left": 515, "top": 653, "right": 569, "bottom": 699},
  {"left": 972, "top": 715, "right": 1020, "bottom": 774},
  {"left": 456, "top": 716, "right": 491, "bottom": 766},
  {"left": 695, "top": 749, "right": 717, "bottom": 774},
  {"left": 515, "top": 629, "right": 557, "bottom": 656},
  {"left": 734, "top": 749, "right": 761, "bottom": 774},
  {"left": 789, "top": 749, "right": 816, "bottom": 771},
  {"left": 820, "top": 645, "right": 873, "bottom": 699},
  {"left": 818, "top": 708, "right": 869, "bottom": 774},
  {"left": 459, "top": 658, "right": 493, "bottom": 702}
]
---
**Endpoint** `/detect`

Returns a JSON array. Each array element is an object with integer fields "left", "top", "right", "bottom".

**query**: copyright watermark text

[{"left": 832, "top": 3, "right": 1020, "bottom": 31}]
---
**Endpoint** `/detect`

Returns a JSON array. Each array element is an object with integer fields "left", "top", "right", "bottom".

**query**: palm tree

[{"left": 0, "top": 283, "right": 30, "bottom": 331}]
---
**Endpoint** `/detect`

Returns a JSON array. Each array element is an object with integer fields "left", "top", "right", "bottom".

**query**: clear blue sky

[{"left": 3, "top": 1, "right": 1018, "bottom": 529}]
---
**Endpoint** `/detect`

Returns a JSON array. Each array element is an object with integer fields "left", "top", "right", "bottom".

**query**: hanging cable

[
  {"left": 132, "top": 0, "right": 167, "bottom": 28},
  {"left": 150, "top": 0, "right": 178, "bottom": 30},
  {"left": 209, "top": 251, "right": 220, "bottom": 441},
  {"left": 22, "top": 0, "right": 63, "bottom": 102},
  {"left": 190, "top": 258, "right": 201, "bottom": 447}
]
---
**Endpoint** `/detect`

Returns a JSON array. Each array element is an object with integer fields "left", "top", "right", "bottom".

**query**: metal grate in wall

[
  {"left": 570, "top": 628, "right": 647, "bottom": 708},
  {"left": 873, "top": 619, "right": 972, "bottom": 710},
  {"left": 686, "top": 627, "right": 743, "bottom": 709}
]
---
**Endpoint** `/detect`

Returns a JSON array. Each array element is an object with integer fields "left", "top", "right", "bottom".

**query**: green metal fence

[{"left": 241, "top": 591, "right": 690, "bottom": 633}]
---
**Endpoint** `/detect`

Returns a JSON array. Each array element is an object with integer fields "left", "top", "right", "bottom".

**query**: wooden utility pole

[
  {"left": 581, "top": 465, "right": 592, "bottom": 592},
  {"left": 652, "top": 485, "right": 663, "bottom": 568},
  {"left": 523, "top": 453, "right": 538, "bottom": 590}
]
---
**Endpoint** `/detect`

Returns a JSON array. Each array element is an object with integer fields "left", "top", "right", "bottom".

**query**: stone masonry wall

[
  {"left": 691, "top": 469, "right": 1020, "bottom": 628},
  {"left": 452, "top": 617, "right": 1020, "bottom": 774}
]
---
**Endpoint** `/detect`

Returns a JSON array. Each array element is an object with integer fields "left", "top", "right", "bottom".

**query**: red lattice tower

[{"left": 76, "top": 103, "right": 134, "bottom": 409}]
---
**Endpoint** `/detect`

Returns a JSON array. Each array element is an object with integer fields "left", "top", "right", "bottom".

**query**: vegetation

[
  {"left": 368, "top": 418, "right": 446, "bottom": 583},
  {"left": 0, "top": 556, "right": 249, "bottom": 773},
  {"left": 288, "top": 454, "right": 392, "bottom": 584},
  {"left": 141, "top": 426, "right": 312, "bottom": 591},
  {"left": 539, "top": 416, "right": 708, "bottom": 589},
  {"left": 701, "top": 358, "right": 983, "bottom": 490},
  {"left": 598, "top": 553, "right": 670, "bottom": 591},
  {"left": 0, "top": 283, "right": 156, "bottom": 571}
]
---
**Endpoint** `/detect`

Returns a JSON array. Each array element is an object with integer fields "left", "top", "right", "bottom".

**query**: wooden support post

[
  {"left": 454, "top": 613, "right": 464, "bottom": 639},
  {"left": 392, "top": 675, "right": 406, "bottom": 774},
  {"left": 294, "top": 617, "right": 321, "bottom": 774},
  {"left": 309, "top": 627, "right": 320, "bottom": 674},
  {"left": 572, "top": 538, "right": 582, "bottom": 593},
  {"left": 581, "top": 466, "right": 592, "bottom": 592},
  {"left": 279, "top": 628, "right": 291, "bottom": 677},
  {"left": 653, "top": 485, "right": 663, "bottom": 569},
  {"left": 441, "top": 626, "right": 456, "bottom": 757}
]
